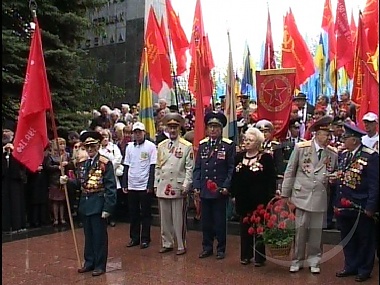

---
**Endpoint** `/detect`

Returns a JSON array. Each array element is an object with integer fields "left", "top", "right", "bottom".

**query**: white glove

[
  {"left": 101, "top": 211, "right": 110, "bottom": 219},
  {"left": 59, "top": 175, "right": 68, "bottom": 185}
]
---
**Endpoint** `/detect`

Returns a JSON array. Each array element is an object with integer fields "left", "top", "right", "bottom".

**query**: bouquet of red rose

[
  {"left": 335, "top": 198, "right": 379, "bottom": 222},
  {"left": 206, "top": 179, "right": 219, "bottom": 193},
  {"left": 243, "top": 197, "right": 296, "bottom": 247}
]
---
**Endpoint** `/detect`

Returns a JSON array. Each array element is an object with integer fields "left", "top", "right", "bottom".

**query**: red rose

[
  {"left": 288, "top": 213, "right": 295, "bottom": 221},
  {"left": 206, "top": 179, "right": 218, "bottom": 192},
  {"left": 270, "top": 214, "right": 277, "bottom": 222},
  {"left": 278, "top": 221, "right": 286, "bottom": 230},
  {"left": 280, "top": 211, "right": 289, "bottom": 218},
  {"left": 340, "top": 198, "right": 352, "bottom": 207},
  {"left": 250, "top": 215, "right": 256, "bottom": 223},
  {"left": 248, "top": 227, "right": 255, "bottom": 235},
  {"left": 170, "top": 190, "right": 176, "bottom": 195},
  {"left": 255, "top": 216, "right": 261, "bottom": 224},
  {"left": 256, "top": 227, "right": 264, "bottom": 234},
  {"left": 264, "top": 212, "right": 271, "bottom": 221},
  {"left": 166, "top": 184, "right": 172, "bottom": 191},
  {"left": 242, "top": 216, "right": 249, "bottom": 224},
  {"left": 267, "top": 221, "right": 274, "bottom": 228},
  {"left": 257, "top": 204, "right": 265, "bottom": 210},
  {"left": 274, "top": 205, "right": 282, "bottom": 213},
  {"left": 259, "top": 209, "right": 266, "bottom": 216},
  {"left": 164, "top": 190, "right": 170, "bottom": 195}
]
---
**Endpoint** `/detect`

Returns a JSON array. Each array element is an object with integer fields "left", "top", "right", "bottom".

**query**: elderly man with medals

[
  {"left": 193, "top": 111, "right": 236, "bottom": 260},
  {"left": 334, "top": 123, "right": 379, "bottom": 282},
  {"left": 155, "top": 113, "right": 194, "bottom": 255},
  {"left": 281, "top": 115, "right": 338, "bottom": 274},
  {"left": 60, "top": 131, "right": 117, "bottom": 277}
]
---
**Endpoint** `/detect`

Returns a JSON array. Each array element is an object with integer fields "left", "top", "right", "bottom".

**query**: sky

[{"left": 160, "top": 0, "right": 367, "bottom": 71}]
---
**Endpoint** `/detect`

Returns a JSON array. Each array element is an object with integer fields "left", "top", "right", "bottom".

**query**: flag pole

[{"left": 30, "top": 3, "right": 82, "bottom": 269}]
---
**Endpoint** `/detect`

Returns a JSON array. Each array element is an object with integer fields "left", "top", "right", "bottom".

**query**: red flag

[
  {"left": 352, "top": 13, "right": 378, "bottom": 130},
  {"left": 165, "top": 0, "right": 189, "bottom": 75},
  {"left": 362, "top": 0, "right": 379, "bottom": 56},
  {"left": 335, "top": 0, "right": 354, "bottom": 72},
  {"left": 188, "top": 0, "right": 214, "bottom": 105},
  {"left": 159, "top": 16, "right": 169, "bottom": 53},
  {"left": 263, "top": 7, "right": 276, "bottom": 69},
  {"left": 145, "top": 7, "right": 171, "bottom": 93},
  {"left": 321, "top": 0, "right": 336, "bottom": 61},
  {"left": 350, "top": 9, "right": 357, "bottom": 43},
  {"left": 281, "top": 9, "right": 315, "bottom": 88},
  {"left": 157, "top": 15, "right": 173, "bottom": 89},
  {"left": 13, "top": 18, "right": 51, "bottom": 172},
  {"left": 256, "top": 68, "right": 296, "bottom": 140}
]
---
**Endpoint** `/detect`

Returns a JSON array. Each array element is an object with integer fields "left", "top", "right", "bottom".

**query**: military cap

[
  {"left": 289, "top": 119, "right": 301, "bottom": 128},
  {"left": 255, "top": 119, "right": 274, "bottom": 131},
  {"left": 293, "top": 92, "right": 307, "bottom": 101},
  {"left": 332, "top": 117, "right": 344, "bottom": 126},
  {"left": 162, "top": 113, "right": 185, "bottom": 126},
  {"left": 309, "top": 115, "right": 333, "bottom": 132},
  {"left": 204, "top": 111, "right": 227, "bottom": 127},
  {"left": 168, "top": 105, "right": 179, "bottom": 112},
  {"left": 80, "top": 131, "right": 103, "bottom": 145},
  {"left": 2, "top": 120, "right": 16, "bottom": 132},
  {"left": 342, "top": 123, "right": 366, "bottom": 138}
]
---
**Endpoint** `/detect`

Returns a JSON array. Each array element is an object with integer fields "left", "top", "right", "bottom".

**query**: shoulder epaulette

[
  {"left": 199, "top": 137, "right": 209, "bottom": 144},
  {"left": 99, "top": 155, "right": 109, "bottom": 164},
  {"left": 179, "top": 137, "right": 192, "bottom": 147},
  {"left": 300, "top": 138, "right": 306, "bottom": 142},
  {"left": 297, "top": 140, "right": 311, "bottom": 148},
  {"left": 362, "top": 146, "right": 375, "bottom": 154},
  {"left": 342, "top": 149, "right": 348, "bottom": 154},
  {"left": 222, "top": 138, "right": 233, "bottom": 144},
  {"left": 158, "top": 138, "right": 169, "bottom": 147},
  {"left": 271, "top": 141, "right": 280, "bottom": 145},
  {"left": 327, "top": 145, "right": 338, "bottom": 153}
]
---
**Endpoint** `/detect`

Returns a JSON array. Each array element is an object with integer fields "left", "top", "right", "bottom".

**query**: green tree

[{"left": 2, "top": 0, "right": 125, "bottom": 133}]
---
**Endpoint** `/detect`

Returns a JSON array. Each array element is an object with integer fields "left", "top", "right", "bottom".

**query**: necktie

[
  {"left": 210, "top": 140, "right": 216, "bottom": 148},
  {"left": 168, "top": 141, "right": 173, "bottom": 149},
  {"left": 345, "top": 152, "right": 353, "bottom": 167},
  {"left": 317, "top": 149, "right": 323, "bottom": 161}
]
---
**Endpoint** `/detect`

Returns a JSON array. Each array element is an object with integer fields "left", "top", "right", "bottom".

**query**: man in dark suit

[
  {"left": 293, "top": 92, "right": 315, "bottom": 124},
  {"left": 334, "top": 123, "right": 379, "bottom": 282},
  {"left": 60, "top": 131, "right": 117, "bottom": 277},
  {"left": 193, "top": 111, "right": 236, "bottom": 260}
]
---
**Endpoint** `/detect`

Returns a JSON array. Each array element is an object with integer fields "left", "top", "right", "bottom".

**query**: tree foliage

[{"left": 2, "top": 0, "right": 126, "bottom": 132}]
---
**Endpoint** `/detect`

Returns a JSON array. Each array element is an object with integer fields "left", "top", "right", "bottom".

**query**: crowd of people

[{"left": 2, "top": 93, "right": 379, "bottom": 280}]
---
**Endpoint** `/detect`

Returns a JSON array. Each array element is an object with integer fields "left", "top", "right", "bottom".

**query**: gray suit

[
  {"left": 155, "top": 137, "right": 194, "bottom": 250},
  {"left": 281, "top": 139, "right": 338, "bottom": 267}
]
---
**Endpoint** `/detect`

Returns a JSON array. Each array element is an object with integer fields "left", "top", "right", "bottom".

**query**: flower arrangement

[
  {"left": 164, "top": 184, "right": 176, "bottom": 196},
  {"left": 335, "top": 198, "right": 379, "bottom": 222},
  {"left": 244, "top": 198, "right": 296, "bottom": 247},
  {"left": 206, "top": 179, "right": 218, "bottom": 193}
]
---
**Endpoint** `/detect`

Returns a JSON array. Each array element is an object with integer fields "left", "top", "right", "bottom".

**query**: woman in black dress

[{"left": 231, "top": 127, "right": 276, "bottom": 266}]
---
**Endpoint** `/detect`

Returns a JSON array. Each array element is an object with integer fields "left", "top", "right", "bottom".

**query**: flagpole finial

[{"left": 29, "top": 0, "right": 37, "bottom": 17}]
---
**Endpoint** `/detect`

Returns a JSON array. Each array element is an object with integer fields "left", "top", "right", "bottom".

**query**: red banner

[{"left": 256, "top": 68, "right": 296, "bottom": 140}]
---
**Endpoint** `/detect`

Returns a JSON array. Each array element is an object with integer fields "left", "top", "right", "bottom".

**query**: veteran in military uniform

[
  {"left": 60, "top": 131, "right": 117, "bottom": 277},
  {"left": 155, "top": 113, "right": 194, "bottom": 255},
  {"left": 334, "top": 123, "right": 379, "bottom": 282},
  {"left": 281, "top": 116, "right": 338, "bottom": 274},
  {"left": 193, "top": 112, "right": 236, "bottom": 260}
]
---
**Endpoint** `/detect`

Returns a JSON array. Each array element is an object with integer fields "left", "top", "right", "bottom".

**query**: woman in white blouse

[{"left": 99, "top": 129, "right": 123, "bottom": 226}]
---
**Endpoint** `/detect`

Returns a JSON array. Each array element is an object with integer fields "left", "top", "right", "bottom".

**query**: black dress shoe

[
  {"left": 216, "top": 252, "right": 225, "bottom": 259},
  {"left": 77, "top": 267, "right": 94, "bottom": 273},
  {"left": 355, "top": 275, "right": 370, "bottom": 282},
  {"left": 126, "top": 240, "right": 140, "bottom": 247},
  {"left": 254, "top": 261, "right": 265, "bottom": 267},
  {"left": 240, "top": 259, "right": 251, "bottom": 265},
  {"left": 92, "top": 269, "right": 105, "bottom": 276},
  {"left": 159, "top": 247, "right": 173, "bottom": 253},
  {"left": 336, "top": 269, "right": 357, "bottom": 277},
  {"left": 140, "top": 242, "right": 150, "bottom": 249},
  {"left": 198, "top": 251, "right": 213, "bottom": 258}
]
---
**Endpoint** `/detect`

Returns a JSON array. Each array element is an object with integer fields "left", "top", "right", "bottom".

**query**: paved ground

[{"left": 2, "top": 223, "right": 379, "bottom": 285}]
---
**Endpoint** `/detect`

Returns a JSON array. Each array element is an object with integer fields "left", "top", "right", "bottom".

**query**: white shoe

[
  {"left": 310, "top": 266, "right": 320, "bottom": 274},
  {"left": 289, "top": 265, "right": 301, "bottom": 273}
]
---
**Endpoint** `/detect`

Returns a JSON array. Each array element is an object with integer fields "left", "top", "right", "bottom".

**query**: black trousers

[
  {"left": 201, "top": 198, "right": 227, "bottom": 254},
  {"left": 240, "top": 218, "right": 266, "bottom": 262},
  {"left": 128, "top": 190, "right": 152, "bottom": 243},
  {"left": 82, "top": 213, "right": 108, "bottom": 271}
]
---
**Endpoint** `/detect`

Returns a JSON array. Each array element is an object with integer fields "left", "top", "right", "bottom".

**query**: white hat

[
  {"left": 132, "top": 122, "right": 145, "bottom": 131},
  {"left": 362, "top": 112, "right": 378, "bottom": 122}
]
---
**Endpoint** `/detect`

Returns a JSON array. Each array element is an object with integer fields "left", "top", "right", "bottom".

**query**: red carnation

[
  {"left": 278, "top": 221, "right": 286, "bottom": 230},
  {"left": 257, "top": 204, "right": 265, "bottom": 210},
  {"left": 164, "top": 190, "right": 170, "bottom": 195},
  {"left": 250, "top": 215, "right": 256, "bottom": 223},
  {"left": 206, "top": 179, "right": 218, "bottom": 193},
  {"left": 259, "top": 209, "right": 266, "bottom": 216},
  {"left": 267, "top": 221, "right": 274, "bottom": 228},
  {"left": 264, "top": 212, "right": 271, "bottom": 221},
  {"left": 248, "top": 227, "right": 255, "bottom": 235},
  {"left": 288, "top": 213, "right": 295, "bottom": 221},
  {"left": 255, "top": 216, "right": 261, "bottom": 224},
  {"left": 256, "top": 227, "right": 264, "bottom": 234},
  {"left": 274, "top": 205, "right": 282, "bottom": 213},
  {"left": 170, "top": 190, "right": 176, "bottom": 195},
  {"left": 280, "top": 211, "right": 289, "bottom": 218},
  {"left": 270, "top": 214, "right": 277, "bottom": 222},
  {"left": 242, "top": 216, "right": 249, "bottom": 224},
  {"left": 340, "top": 198, "right": 352, "bottom": 207}
]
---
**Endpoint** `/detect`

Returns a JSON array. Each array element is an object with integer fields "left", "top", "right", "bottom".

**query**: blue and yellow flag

[
  {"left": 223, "top": 31, "right": 238, "bottom": 143},
  {"left": 314, "top": 33, "right": 325, "bottom": 95},
  {"left": 139, "top": 48, "right": 156, "bottom": 139},
  {"left": 241, "top": 43, "right": 256, "bottom": 100}
]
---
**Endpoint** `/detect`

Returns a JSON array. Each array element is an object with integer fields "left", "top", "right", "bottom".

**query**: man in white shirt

[
  {"left": 361, "top": 112, "right": 379, "bottom": 153},
  {"left": 122, "top": 122, "right": 157, "bottom": 249}
]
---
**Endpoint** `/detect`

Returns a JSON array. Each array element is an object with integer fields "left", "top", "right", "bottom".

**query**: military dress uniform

[
  {"left": 335, "top": 124, "right": 379, "bottom": 282},
  {"left": 155, "top": 113, "right": 194, "bottom": 255},
  {"left": 193, "top": 112, "right": 236, "bottom": 259},
  {"left": 69, "top": 132, "right": 117, "bottom": 276},
  {"left": 281, "top": 116, "right": 338, "bottom": 273}
]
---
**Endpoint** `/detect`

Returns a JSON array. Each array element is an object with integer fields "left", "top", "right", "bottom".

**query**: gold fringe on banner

[{"left": 258, "top": 68, "right": 296, "bottom": 76}]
